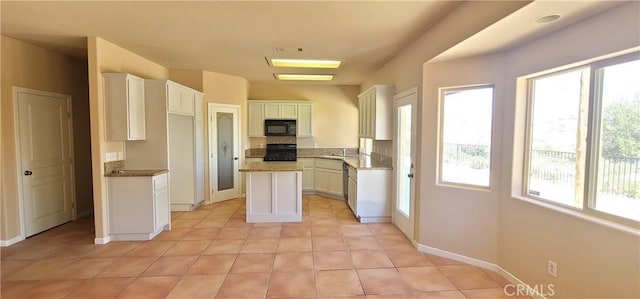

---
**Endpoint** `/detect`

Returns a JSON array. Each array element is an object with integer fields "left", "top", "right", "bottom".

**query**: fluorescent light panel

[
  {"left": 276, "top": 74, "right": 334, "bottom": 81},
  {"left": 270, "top": 58, "right": 342, "bottom": 69}
]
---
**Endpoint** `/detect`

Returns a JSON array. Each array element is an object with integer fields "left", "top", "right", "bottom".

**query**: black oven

[{"left": 265, "top": 119, "right": 297, "bottom": 136}]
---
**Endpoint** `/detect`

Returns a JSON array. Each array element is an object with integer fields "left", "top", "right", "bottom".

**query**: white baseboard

[
  {"left": 94, "top": 236, "right": 111, "bottom": 244},
  {"left": 0, "top": 235, "right": 25, "bottom": 247},
  {"left": 416, "top": 243, "right": 547, "bottom": 299}
]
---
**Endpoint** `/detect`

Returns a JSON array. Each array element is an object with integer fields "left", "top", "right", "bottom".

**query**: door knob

[
  {"left": 234, "top": 157, "right": 239, "bottom": 160},
  {"left": 407, "top": 173, "right": 414, "bottom": 178},
  {"left": 24, "top": 170, "right": 33, "bottom": 176}
]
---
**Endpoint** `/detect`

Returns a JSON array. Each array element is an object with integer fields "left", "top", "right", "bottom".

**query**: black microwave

[{"left": 265, "top": 119, "right": 297, "bottom": 136}]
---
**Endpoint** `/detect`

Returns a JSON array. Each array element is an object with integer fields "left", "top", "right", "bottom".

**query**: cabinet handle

[{"left": 233, "top": 157, "right": 239, "bottom": 160}]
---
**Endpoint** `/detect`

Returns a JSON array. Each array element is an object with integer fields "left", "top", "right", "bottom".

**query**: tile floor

[{"left": 1, "top": 195, "right": 527, "bottom": 299}]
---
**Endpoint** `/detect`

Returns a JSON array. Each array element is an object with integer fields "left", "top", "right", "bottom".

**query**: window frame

[
  {"left": 437, "top": 84, "right": 495, "bottom": 190},
  {"left": 521, "top": 51, "right": 640, "bottom": 226}
]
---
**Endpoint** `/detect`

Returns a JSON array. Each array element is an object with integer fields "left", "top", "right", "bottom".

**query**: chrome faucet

[{"left": 342, "top": 148, "right": 346, "bottom": 156}]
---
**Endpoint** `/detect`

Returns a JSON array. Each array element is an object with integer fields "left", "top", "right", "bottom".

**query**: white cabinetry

[
  {"left": 248, "top": 101, "right": 313, "bottom": 137},
  {"left": 248, "top": 103, "right": 265, "bottom": 137},
  {"left": 314, "top": 159, "right": 343, "bottom": 199},
  {"left": 103, "top": 73, "right": 146, "bottom": 140},
  {"left": 124, "top": 79, "right": 204, "bottom": 212},
  {"left": 299, "top": 158, "right": 315, "bottom": 192},
  {"left": 346, "top": 165, "right": 391, "bottom": 223},
  {"left": 167, "top": 83, "right": 195, "bottom": 115},
  {"left": 108, "top": 173, "right": 170, "bottom": 241},
  {"left": 358, "top": 85, "right": 394, "bottom": 140}
]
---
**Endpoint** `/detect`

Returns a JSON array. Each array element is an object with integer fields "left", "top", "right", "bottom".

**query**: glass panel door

[
  {"left": 394, "top": 88, "right": 417, "bottom": 239},
  {"left": 217, "top": 112, "right": 234, "bottom": 191},
  {"left": 209, "top": 104, "right": 240, "bottom": 202}
]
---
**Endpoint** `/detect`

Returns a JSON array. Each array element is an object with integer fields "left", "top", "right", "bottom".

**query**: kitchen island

[{"left": 239, "top": 161, "right": 303, "bottom": 223}]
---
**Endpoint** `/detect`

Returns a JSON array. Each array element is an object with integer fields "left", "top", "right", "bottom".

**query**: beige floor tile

[
  {"left": 163, "top": 240, "right": 211, "bottom": 256},
  {"left": 273, "top": 252, "right": 314, "bottom": 272},
  {"left": 196, "top": 218, "right": 228, "bottom": 228},
  {"left": 52, "top": 257, "right": 118, "bottom": 279},
  {"left": 12, "top": 279, "right": 83, "bottom": 299},
  {"left": 481, "top": 268, "right": 512, "bottom": 286},
  {"left": 311, "top": 225, "right": 343, "bottom": 237},
  {"left": 181, "top": 228, "right": 220, "bottom": 240},
  {"left": 247, "top": 227, "right": 282, "bottom": 239},
  {"left": 1, "top": 260, "right": 31, "bottom": 279},
  {"left": 97, "top": 256, "right": 158, "bottom": 277},
  {"left": 115, "top": 276, "right": 180, "bottom": 299},
  {"left": 415, "top": 290, "right": 467, "bottom": 299},
  {"left": 281, "top": 225, "right": 312, "bottom": 238},
  {"left": 240, "top": 238, "right": 279, "bottom": 253},
  {"left": 187, "top": 254, "right": 237, "bottom": 274},
  {"left": 216, "top": 227, "right": 251, "bottom": 239},
  {"left": 426, "top": 254, "right": 464, "bottom": 266},
  {"left": 397, "top": 267, "right": 457, "bottom": 292},
  {"left": 351, "top": 250, "right": 395, "bottom": 269},
  {"left": 386, "top": 248, "right": 434, "bottom": 267},
  {"left": 166, "top": 274, "right": 226, "bottom": 298},
  {"left": 64, "top": 277, "right": 135, "bottom": 299},
  {"left": 375, "top": 235, "right": 414, "bottom": 250},
  {"left": 4, "top": 258, "right": 77, "bottom": 281},
  {"left": 171, "top": 218, "right": 202, "bottom": 228},
  {"left": 177, "top": 210, "right": 210, "bottom": 219},
  {"left": 216, "top": 272, "right": 271, "bottom": 298},
  {"left": 277, "top": 237, "right": 312, "bottom": 252},
  {"left": 345, "top": 236, "right": 383, "bottom": 250},
  {"left": 86, "top": 242, "right": 141, "bottom": 258},
  {"left": 268, "top": 271, "right": 316, "bottom": 298},
  {"left": 203, "top": 239, "right": 245, "bottom": 254},
  {"left": 461, "top": 288, "right": 516, "bottom": 299},
  {"left": 45, "top": 244, "right": 99, "bottom": 259},
  {"left": 367, "top": 223, "right": 403, "bottom": 235},
  {"left": 313, "top": 251, "right": 354, "bottom": 270},
  {"left": 438, "top": 265, "right": 501, "bottom": 290},
  {"left": 142, "top": 255, "right": 198, "bottom": 276},
  {"left": 125, "top": 240, "right": 177, "bottom": 257},
  {"left": 315, "top": 269, "right": 364, "bottom": 297},
  {"left": 312, "top": 237, "right": 347, "bottom": 251},
  {"left": 230, "top": 253, "right": 275, "bottom": 273},
  {"left": 154, "top": 228, "right": 190, "bottom": 241},
  {"left": 357, "top": 268, "right": 412, "bottom": 295},
  {"left": 0, "top": 281, "right": 39, "bottom": 298},
  {"left": 340, "top": 224, "right": 373, "bottom": 236}
]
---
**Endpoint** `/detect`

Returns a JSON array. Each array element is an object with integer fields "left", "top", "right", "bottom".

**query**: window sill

[{"left": 512, "top": 195, "right": 640, "bottom": 236}]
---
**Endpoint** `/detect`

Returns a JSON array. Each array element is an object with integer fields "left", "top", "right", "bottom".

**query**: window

[
  {"left": 439, "top": 86, "right": 494, "bottom": 187},
  {"left": 525, "top": 53, "right": 639, "bottom": 221}
]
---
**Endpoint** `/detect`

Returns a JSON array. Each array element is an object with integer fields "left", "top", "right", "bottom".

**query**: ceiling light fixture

[
  {"left": 275, "top": 74, "right": 334, "bottom": 81},
  {"left": 269, "top": 58, "right": 342, "bottom": 69},
  {"left": 533, "top": 14, "right": 560, "bottom": 24}
]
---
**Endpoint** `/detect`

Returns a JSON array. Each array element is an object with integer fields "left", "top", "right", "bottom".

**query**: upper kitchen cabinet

[
  {"left": 167, "top": 81, "right": 197, "bottom": 116},
  {"left": 248, "top": 101, "right": 313, "bottom": 137},
  {"left": 103, "top": 73, "right": 146, "bottom": 141},
  {"left": 358, "top": 85, "right": 394, "bottom": 140}
]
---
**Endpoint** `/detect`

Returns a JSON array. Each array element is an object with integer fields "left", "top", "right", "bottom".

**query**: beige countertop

[
  {"left": 105, "top": 169, "right": 168, "bottom": 177},
  {"left": 239, "top": 161, "right": 304, "bottom": 172},
  {"left": 301, "top": 154, "right": 393, "bottom": 170}
]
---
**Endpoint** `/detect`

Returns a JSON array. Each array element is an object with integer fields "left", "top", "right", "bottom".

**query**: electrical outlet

[{"left": 548, "top": 260, "right": 558, "bottom": 277}]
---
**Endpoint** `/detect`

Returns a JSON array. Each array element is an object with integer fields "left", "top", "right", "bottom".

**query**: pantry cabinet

[
  {"left": 103, "top": 73, "right": 146, "bottom": 141},
  {"left": 167, "top": 82, "right": 196, "bottom": 116},
  {"left": 248, "top": 101, "right": 313, "bottom": 137},
  {"left": 358, "top": 85, "right": 394, "bottom": 140}
]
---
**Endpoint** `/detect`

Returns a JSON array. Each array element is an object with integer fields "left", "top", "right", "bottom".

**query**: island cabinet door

[{"left": 246, "top": 171, "right": 302, "bottom": 223}]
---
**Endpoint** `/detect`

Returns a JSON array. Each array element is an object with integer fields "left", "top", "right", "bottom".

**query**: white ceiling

[{"left": 0, "top": 1, "right": 626, "bottom": 84}]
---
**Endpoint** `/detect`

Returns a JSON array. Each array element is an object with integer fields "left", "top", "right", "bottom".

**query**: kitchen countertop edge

[
  {"left": 244, "top": 154, "right": 392, "bottom": 170},
  {"left": 104, "top": 169, "right": 169, "bottom": 177}
]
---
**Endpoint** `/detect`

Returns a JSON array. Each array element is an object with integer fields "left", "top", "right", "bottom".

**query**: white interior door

[
  {"left": 15, "top": 88, "right": 74, "bottom": 237},
  {"left": 209, "top": 104, "right": 240, "bottom": 202},
  {"left": 393, "top": 88, "right": 417, "bottom": 239}
]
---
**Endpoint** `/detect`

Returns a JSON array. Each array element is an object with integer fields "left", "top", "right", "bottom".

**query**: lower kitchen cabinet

[
  {"left": 299, "top": 158, "right": 315, "bottom": 192},
  {"left": 314, "top": 158, "right": 343, "bottom": 199},
  {"left": 108, "top": 173, "right": 170, "bottom": 241},
  {"left": 347, "top": 165, "right": 391, "bottom": 223}
]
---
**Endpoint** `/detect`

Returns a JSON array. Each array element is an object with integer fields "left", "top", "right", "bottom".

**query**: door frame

[
  {"left": 392, "top": 87, "right": 418, "bottom": 240},
  {"left": 208, "top": 103, "right": 241, "bottom": 202},
  {"left": 13, "top": 87, "right": 76, "bottom": 242}
]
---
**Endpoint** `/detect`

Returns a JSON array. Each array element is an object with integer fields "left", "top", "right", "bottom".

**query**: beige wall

[
  {"left": 1, "top": 36, "right": 92, "bottom": 240},
  {"left": 87, "top": 37, "right": 169, "bottom": 241},
  {"left": 248, "top": 83, "right": 360, "bottom": 149},
  {"left": 498, "top": 3, "right": 640, "bottom": 297}
]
